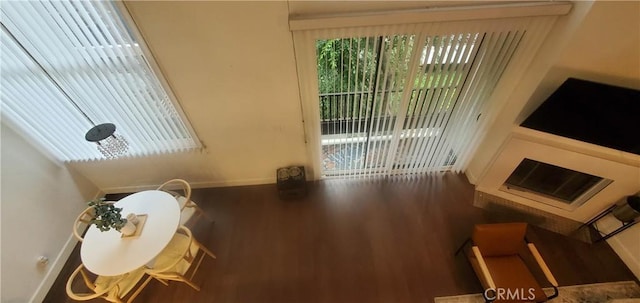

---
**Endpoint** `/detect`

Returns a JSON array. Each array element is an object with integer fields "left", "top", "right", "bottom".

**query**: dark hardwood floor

[{"left": 45, "top": 173, "right": 636, "bottom": 303}]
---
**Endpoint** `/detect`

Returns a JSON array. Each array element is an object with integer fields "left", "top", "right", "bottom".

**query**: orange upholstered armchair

[{"left": 455, "top": 223, "right": 559, "bottom": 303}]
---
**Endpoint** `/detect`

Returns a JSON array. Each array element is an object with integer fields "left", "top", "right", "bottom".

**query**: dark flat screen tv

[{"left": 521, "top": 78, "right": 640, "bottom": 155}]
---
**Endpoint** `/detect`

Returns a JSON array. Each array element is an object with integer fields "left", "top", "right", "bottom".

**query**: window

[
  {"left": 0, "top": 1, "right": 199, "bottom": 161},
  {"left": 315, "top": 31, "right": 515, "bottom": 177},
  {"left": 291, "top": 3, "right": 571, "bottom": 178}
]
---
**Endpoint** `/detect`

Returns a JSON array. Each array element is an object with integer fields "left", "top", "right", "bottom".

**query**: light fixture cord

[{"left": 0, "top": 22, "right": 96, "bottom": 126}]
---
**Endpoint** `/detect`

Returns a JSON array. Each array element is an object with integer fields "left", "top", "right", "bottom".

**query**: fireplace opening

[{"left": 501, "top": 158, "right": 612, "bottom": 210}]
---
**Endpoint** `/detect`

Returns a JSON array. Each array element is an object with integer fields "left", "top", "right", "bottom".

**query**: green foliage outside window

[{"left": 315, "top": 33, "right": 477, "bottom": 121}]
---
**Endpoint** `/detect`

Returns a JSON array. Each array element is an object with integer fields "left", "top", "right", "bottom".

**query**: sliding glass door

[
  {"left": 316, "top": 29, "right": 523, "bottom": 178},
  {"left": 291, "top": 12, "right": 562, "bottom": 179},
  {"left": 317, "top": 35, "right": 414, "bottom": 176}
]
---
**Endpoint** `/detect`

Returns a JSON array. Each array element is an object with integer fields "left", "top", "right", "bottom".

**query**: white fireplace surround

[{"left": 476, "top": 126, "right": 640, "bottom": 222}]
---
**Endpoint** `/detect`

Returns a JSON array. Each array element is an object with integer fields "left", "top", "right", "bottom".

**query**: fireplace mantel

[
  {"left": 476, "top": 126, "right": 640, "bottom": 222},
  {"left": 511, "top": 127, "right": 640, "bottom": 167}
]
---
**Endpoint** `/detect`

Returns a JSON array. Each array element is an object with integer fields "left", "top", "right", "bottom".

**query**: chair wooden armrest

[
  {"left": 146, "top": 226, "right": 194, "bottom": 274},
  {"left": 471, "top": 246, "right": 496, "bottom": 290},
  {"left": 138, "top": 225, "right": 215, "bottom": 293},
  {"left": 74, "top": 201, "right": 119, "bottom": 242},
  {"left": 157, "top": 179, "right": 191, "bottom": 210},
  {"left": 65, "top": 264, "right": 129, "bottom": 301},
  {"left": 527, "top": 243, "right": 558, "bottom": 287},
  {"left": 157, "top": 179, "right": 210, "bottom": 227}
]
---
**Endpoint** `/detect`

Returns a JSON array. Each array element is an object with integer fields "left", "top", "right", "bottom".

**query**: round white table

[{"left": 81, "top": 190, "right": 180, "bottom": 276}]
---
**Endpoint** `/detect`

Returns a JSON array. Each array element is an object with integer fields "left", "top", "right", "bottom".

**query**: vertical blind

[
  {"left": 292, "top": 10, "right": 562, "bottom": 178},
  {"left": 0, "top": 1, "right": 199, "bottom": 162}
]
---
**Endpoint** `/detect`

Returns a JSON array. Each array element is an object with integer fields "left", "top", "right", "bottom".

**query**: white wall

[
  {"left": 477, "top": 133, "right": 640, "bottom": 222},
  {"left": 468, "top": 1, "right": 640, "bottom": 278},
  {"left": 71, "top": 1, "right": 525, "bottom": 192},
  {"left": 2, "top": 2, "right": 639, "bottom": 300},
  {"left": 467, "top": 0, "right": 640, "bottom": 183},
  {"left": 0, "top": 123, "right": 99, "bottom": 302},
  {"left": 67, "top": 1, "right": 614, "bottom": 192},
  {"left": 518, "top": 1, "right": 640, "bottom": 122},
  {"left": 69, "top": 1, "right": 308, "bottom": 192}
]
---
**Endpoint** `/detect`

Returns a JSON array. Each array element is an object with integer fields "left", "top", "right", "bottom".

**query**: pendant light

[
  {"left": 85, "top": 123, "right": 129, "bottom": 159},
  {"left": 2, "top": 23, "right": 129, "bottom": 159}
]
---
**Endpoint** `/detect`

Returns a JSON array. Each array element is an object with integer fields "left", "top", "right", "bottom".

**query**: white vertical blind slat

[
  {"left": 425, "top": 32, "right": 460, "bottom": 171},
  {"left": 449, "top": 21, "right": 526, "bottom": 172},
  {"left": 100, "top": 1, "right": 190, "bottom": 144},
  {"left": 111, "top": 1, "right": 198, "bottom": 147},
  {"left": 1, "top": 23, "right": 100, "bottom": 160},
  {"left": 341, "top": 38, "right": 349, "bottom": 174},
  {"left": 384, "top": 24, "right": 424, "bottom": 176},
  {"left": 7, "top": 2, "right": 103, "bottom": 122},
  {"left": 1, "top": 72, "right": 89, "bottom": 160},
  {"left": 346, "top": 36, "right": 357, "bottom": 175},
  {"left": 72, "top": 0, "right": 170, "bottom": 153},
  {"left": 413, "top": 32, "right": 450, "bottom": 173},
  {"left": 46, "top": 1, "right": 153, "bottom": 154},
  {"left": 436, "top": 32, "right": 505, "bottom": 171},
  {"left": 389, "top": 33, "right": 420, "bottom": 174},
  {"left": 0, "top": 0, "right": 198, "bottom": 161},
  {"left": 455, "top": 17, "right": 556, "bottom": 172},
  {"left": 368, "top": 34, "right": 387, "bottom": 178},
  {"left": 297, "top": 9, "right": 561, "bottom": 179},
  {"left": 358, "top": 35, "right": 377, "bottom": 178},
  {"left": 350, "top": 36, "right": 361, "bottom": 177},
  {"left": 415, "top": 33, "right": 451, "bottom": 173},
  {"left": 429, "top": 31, "right": 489, "bottom": 171},
  {"left": 61, "top": 1, "right": 155, "bottom": 155},
  {"left": 413, "top": 33, "right": 448, "bottom": 174},
  {"left": 405, "top": 29, "right": 442, "bottom": 175},
  {"left": 376, "top": 26, "right": 413, "bottom": 176},
  {"left": 439, "top": 32, "right": 483, "bottom": 169},
  {"left": 369, "top": 31, "right": 393, "bottom": 177},
  {"left": 446, "top": 27, "right": 519, "bottom": 171}
]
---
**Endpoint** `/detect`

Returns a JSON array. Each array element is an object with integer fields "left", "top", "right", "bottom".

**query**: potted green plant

[{"left": 87, "top": 199, "right": 127, "bottom": 232}]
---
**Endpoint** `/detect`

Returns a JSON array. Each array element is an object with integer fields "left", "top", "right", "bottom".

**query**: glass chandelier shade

[{"left": 85, "top": 123, "right": 129, "bottom": 159}]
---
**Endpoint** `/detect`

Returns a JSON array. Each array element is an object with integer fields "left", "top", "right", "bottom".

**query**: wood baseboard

[{"left": 100, "top": 177, "right": 275, "bottom": 194}]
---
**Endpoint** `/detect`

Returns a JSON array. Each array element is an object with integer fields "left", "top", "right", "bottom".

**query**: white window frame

[{"left": 290, "top": 2, "right": 572, "bottom": 179}]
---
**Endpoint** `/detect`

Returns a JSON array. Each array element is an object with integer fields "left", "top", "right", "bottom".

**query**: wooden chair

[
  {"left": 130, "top": 226, "right": 216, "bottom": 298},
  {"left": 73, "top": 207, "right": 95, "bottom": 242},
  {"left": 73, "top": 201, "right": 120, "bottom": 242},
  {"left": 456, "top": 223, "right": 558, "bottom": 303},
  {"left": 156, "top": 179, "right": 209, "bottom": 226},
  {"left": 65, "top": 264, "right": 146, "bottom": 303}
]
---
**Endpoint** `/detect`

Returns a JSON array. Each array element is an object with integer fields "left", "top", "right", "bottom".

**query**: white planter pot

[
  {"left": 120, "top": 220, "right": 136, "bottom": 236},
  {"left": 126, "top": 213, "right": 139, "bottom": 224}
]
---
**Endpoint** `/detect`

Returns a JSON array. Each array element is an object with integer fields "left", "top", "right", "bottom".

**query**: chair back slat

[
  {"left": 148, "top": 226, "right": 194, "bottom": 274},
  {"left": 143, "top": 225, "right": 216, "bottom": 292},
  {"left": 157, "top": 179, "right": 192, "bottom": 211},
  {"left": 73, "top": 207, "right": 95, "bottom": 242},
  {"left": 78, "top": 268, "right": 95, "bottom": 290},
  {"left": 66, "top": 264, "right": 144, "bottom": 302},
  {"left": 472, "top": 223, "right": 527, "bottom": 257}
]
